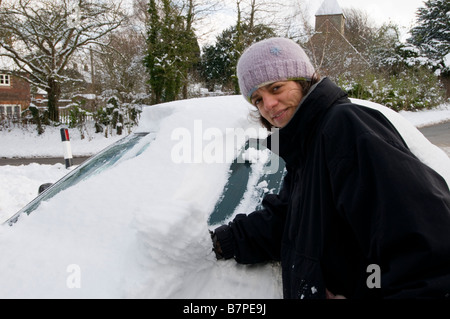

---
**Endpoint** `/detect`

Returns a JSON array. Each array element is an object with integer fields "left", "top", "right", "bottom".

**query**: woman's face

[{"left": 250, "top": 81, "right": 303, "bottom": 128}]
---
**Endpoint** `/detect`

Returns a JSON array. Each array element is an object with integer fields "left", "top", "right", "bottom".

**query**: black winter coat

[{"left": 215, "top": 77, "right": 450, "bottom": 299}]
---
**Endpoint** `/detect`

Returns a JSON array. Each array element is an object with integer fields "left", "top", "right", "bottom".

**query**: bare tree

[
  {"left": 173, "top": 0, "right": 223, "bottom": 98},
  {"left": 97, "top": 27, "right": 149, "bottom": 100},
  {"left": 0, "top": 0, "right": 126, "bottom": 122},
  {"left": 245, "top": 0, "right": 279, "bottom": 31},
  {"left": 279, "top": 0, "right": 314, "bottom": 43},
  {"left": 238, "top": 0, "right": 282, "bottom": 37},
  {"left": 133, "top": 0, "right": 150, "bottom": 28},
  {"left": 343, "top": 8, "right": 376, "bottom": 58},
  {"left": 176, "top": 0, "right": 222, "bottom": 44}
]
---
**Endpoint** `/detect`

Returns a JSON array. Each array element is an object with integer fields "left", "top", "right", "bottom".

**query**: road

[
  {"left": 0, "top": 156, "right": 90, "bottom": 166},
  {"left": 418, "top": 121, "right": 450, "bottom": 156},
  {"left": 0, "top": 121, "right": 449, "bottom": 166}
]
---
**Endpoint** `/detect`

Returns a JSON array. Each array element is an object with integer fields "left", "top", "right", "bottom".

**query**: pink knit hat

[{"left": 237, "top": 37, "right": 315, "bottom": 101}]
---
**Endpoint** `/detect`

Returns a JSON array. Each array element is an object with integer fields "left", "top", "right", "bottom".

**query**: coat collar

[{"left": 266, "top": 77, "right": 350, "bottom": 166}]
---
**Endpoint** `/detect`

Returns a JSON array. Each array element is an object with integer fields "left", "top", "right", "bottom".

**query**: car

[
  {"left": 0, "top": 96, "right": 286, "bottom": 299},
  {"left": 6, "top": 131, "right": 157, "bottom": 225},
  {"left": 0, "top": 95, "right": 448, "bottom": 299}
]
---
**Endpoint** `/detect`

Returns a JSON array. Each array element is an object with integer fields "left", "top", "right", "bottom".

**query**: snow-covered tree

[
  {"left": 368, "top": 23, "right": 404, "bottom": 72},
  {"left": 199, "top": 23, "right": 275, "bottom": 93},
  {"left": 0, "top": 0, "right": 126, "bottom": 122},
  {"left": 199, "top": 27, "right": 239, "bottom": 93},
  {"left": 408, "top": 0, "right": 450, "bottom": 74},
  {"left": 144, "top": 0, "right": 222, "bottom": 104}
]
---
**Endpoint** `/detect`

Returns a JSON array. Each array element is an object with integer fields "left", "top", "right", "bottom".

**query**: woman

[{"left": 211, "top": 37, "right": 450, "bottom": 299}]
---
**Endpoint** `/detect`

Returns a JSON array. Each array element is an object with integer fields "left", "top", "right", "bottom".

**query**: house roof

[
  {"left": 316, "top": 0, "right": 344, "bottom": 16},
  {"left": 0, "top": 54, "right": 16, "bottom": 72}
]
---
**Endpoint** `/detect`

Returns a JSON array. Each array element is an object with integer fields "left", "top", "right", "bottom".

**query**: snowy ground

[{"left": 0, "top": 96, "right": 449, "bottom": 299}]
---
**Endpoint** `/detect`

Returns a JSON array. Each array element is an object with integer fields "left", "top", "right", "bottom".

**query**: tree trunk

[
  {"left": 441, "top": 74, "right": 450, "bottom": 99},
  {"left": 47, "top": 78, "right": 61, "bottom": 122},
  {"left": 182, "top": 81, "right": 188, "bottom": 99}
]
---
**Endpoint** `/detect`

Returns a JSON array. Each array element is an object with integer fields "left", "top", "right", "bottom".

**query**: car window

[
  {"left": 6, "top": 132, "right": 156, "bottom": 225},
  {"left": 208, "top": 138, "right": 286, "bottom": 226}
]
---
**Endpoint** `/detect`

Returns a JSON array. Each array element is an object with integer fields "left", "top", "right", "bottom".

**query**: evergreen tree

[
  {"left": 144, "top": 0, "right": 200, "bottom": 104},
  {"left": 408, "top": 0, "right": 450, "bottom": 74},
  {"left": 368, "top": 23, "right": 404, "bottom": 72},
  {"left": 199, "top": 23, "right": 275, "bottom": 94},
  {"left": 199, "top": 27, "right": 238, "bottom": 92}
]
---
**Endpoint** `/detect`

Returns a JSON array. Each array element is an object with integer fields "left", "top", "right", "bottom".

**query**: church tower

[
  {"left": 308, "top": 0, "right": 367, "bottom": 78},
  {"left": 315, "top": 0, "right": 346, "bottom": 35}
]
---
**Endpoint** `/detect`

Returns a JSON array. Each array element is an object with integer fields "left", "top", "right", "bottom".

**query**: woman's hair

[{"left": 250, "top": 73, "right": 321, "bottom": 131}]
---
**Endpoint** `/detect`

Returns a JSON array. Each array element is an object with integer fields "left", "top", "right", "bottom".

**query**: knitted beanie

[{"left": 237, "top": 37, "right": 315, "bottom": 101}]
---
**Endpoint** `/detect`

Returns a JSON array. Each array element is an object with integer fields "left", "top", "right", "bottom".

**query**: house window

[
  {"left": 14, "top": 105, "right": 20, "bottom": 118},
  {"left": 0, "top": 74, "right": 11, "bottom": 86},
  {"left": 0, "top": 105, "right": 21, "bottom": 120}
]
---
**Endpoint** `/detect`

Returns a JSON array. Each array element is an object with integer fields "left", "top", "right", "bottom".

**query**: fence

[
  {"left": 26, "top": 105, "right": 93, "bottom": 125},
  {"left": 0, "top": 104, "right": 22, "bottom": 128},
  {"left": 0, "top": 104, "right": 21, "bottom": 120},
  {"left": 0, "top": 104, "right": 94, "bottom": 128},
  {"left": 58, "top": 105, "right": 94, "bottom": 125}
]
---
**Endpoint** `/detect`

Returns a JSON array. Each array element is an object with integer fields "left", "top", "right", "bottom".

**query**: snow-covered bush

[
  {"left": 93, "top": 93, "right": 142, "bottom": 137},
  {"left": 337, "top": 67, "right": 447, "bottom": 111}
]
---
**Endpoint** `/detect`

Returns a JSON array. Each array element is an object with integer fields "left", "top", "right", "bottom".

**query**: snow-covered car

[
  {"left": 0, "top": 96, "right": 287, "bottom": 299},
  {"left": 0, "top": 95, "right": 448, "bottom": 299},
  {"left": 7, "top": 131, "right": 157, "bottom": 224}
]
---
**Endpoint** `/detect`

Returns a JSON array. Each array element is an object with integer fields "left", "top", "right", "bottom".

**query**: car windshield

[{"left": 6, "top": 132, "right": 155, "bottom": 225}]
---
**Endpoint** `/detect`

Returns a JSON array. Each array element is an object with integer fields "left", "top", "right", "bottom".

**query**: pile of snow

[
  {"left": 0, "top": 95, "right": 449, "bottom": 299},
  {"left": 399, "top": 102, "right": 450, "bottom": 128},
  {"left": 0, "top": 163, "right": 67, "bottom": 223}
]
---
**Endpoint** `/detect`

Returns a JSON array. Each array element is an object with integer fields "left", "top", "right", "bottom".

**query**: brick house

[{"left": 0, "top": 71, "right": 30, "bottom": 120}]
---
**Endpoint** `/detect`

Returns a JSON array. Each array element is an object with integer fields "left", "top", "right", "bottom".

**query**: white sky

[
  {"left": 199, "top": 0, "right": 426, "bottom": 46},
  {"left": 308, "top": 0, "right": 425, "bottom": 29}
]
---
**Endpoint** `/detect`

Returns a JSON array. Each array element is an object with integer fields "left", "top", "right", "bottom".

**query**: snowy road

[{"left": 0, "top": 156, "right": 90, "bottom": 166}]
